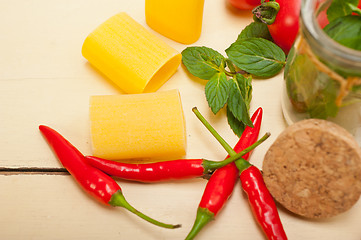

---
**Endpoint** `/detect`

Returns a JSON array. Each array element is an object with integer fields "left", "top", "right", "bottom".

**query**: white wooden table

[{"left": 1, "top": 0, "right": 360, "bottom": 239}]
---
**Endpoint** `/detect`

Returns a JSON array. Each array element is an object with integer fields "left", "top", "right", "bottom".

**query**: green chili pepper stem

[
  {"left": 109, "top": 190, "right": 181, "bottom": 229},
  {"left": 202, "top": 132, "right": 270, "bottom": 171},
  {"left": 193, "top": 107, "right": 270, "bottom": 171},
  {"left": 192, "top": 107, "right": 236, "bottom": 157},
  {"left": 185, "top": 208, "right": 214, "bottom": 240},
  {"left": 235, "top": 158, "right": 252, "bottom": 172}
]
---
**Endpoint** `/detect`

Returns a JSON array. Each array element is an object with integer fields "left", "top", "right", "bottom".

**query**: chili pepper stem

[
  {"left": 192, "top": 107, "right": 236, "bottom": 157},
  {"left": 109, "top": 190, "right": 181, "bottom": 229},
  {"left": 192, "top": 107, "right": 270, "bottom": 159},
  {"left": 202, "top": 132, "right": 270, "bottom": 172},
  {"left": 185, "top": 208, "right": 214, "bottom": 240},
  {"left": 234, "top": 158, "right": 252, "bottom": 172}
]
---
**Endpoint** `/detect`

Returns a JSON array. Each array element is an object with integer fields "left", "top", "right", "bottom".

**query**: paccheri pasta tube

[
  {"left": 89, "top": 89, "right": 186, "bottom": 161},
  {"left": 82, "top": 12, "right": 181, "bottom": 94},
  {"left": 145, "top": 0, "right": 205, "bottom": 44}
]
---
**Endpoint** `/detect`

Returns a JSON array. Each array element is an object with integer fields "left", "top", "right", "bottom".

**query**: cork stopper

[{"left": 262, "top": 119, "right": 361, "bottom": 218}]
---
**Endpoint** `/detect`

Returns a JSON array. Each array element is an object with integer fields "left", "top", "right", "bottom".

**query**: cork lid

[{"left": 262, "top": 119, "right": 361, "bottom": 218}]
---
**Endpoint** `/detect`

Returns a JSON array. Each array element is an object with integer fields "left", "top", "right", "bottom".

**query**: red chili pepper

[
  {"left": 39, "top": 125, "right": 180, "bottom": 229},
  {"left": 185, "top": 107, "right": 263, "bottom": 240},
  {"left": 85, "top": 157, "right": 206, "bottom": 182},
  {"left": 237, "top": 163, "right": 287, "bottom": 240},
  {"left": 192, "top": 107, "right": 286, "bottom": 239},
  {"left": 84, "top": 133, "right": 268, "bottom": 183}
]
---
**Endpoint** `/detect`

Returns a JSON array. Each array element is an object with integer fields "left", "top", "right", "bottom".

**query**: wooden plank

[
  {"left": 0, "top": 174, "right": 361, "bottom": 239},
  {"left": 0, "top": 175, "right": 361, "bottom": 240}
]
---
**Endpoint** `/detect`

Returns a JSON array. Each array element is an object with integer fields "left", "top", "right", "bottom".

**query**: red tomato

[
  {"left": 267, "top": 0, "right": 301, "bottom": 54},
  {"left": 228, "top": 0, "right": 261, "bottom": 10}
]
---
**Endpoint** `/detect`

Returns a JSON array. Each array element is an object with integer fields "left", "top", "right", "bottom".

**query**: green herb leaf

[
  {"left": 237, "top": 21, "right": 273, "bottom": 42},
  {"left": 205, "top": 72, "right": 230, "bottom": 114},
  {"left": 324, "top": 15, "right": 361, "bottom": 51},
  {"left": 285, "top": 51, "right": 339, "bottom": 119},
  {"left": 181, "top": 46, "right": 226, "bottom": 80},
  {"left": 237, "top": 74, "right": 253, "bottom": 110},
  {"left": 308, "top": 79, "right": 339, "bottom": 119},
  {"left": 285, "top": 52, "right": 318, "bottom": 113},
  {"left": 226, "top": 58, "right": 236, "bottom": 73},
  {"left": 227, "top": 74, "right": 253, "bottom": 128},
  {"left": 226, "top": 106, "right": 246, "bottom": 137},
  {"left": 326, "top": 0, "right": 359, "bottom": 22},
  {"left": 225, "top": 38, "right": 286, "bottom": 77}
]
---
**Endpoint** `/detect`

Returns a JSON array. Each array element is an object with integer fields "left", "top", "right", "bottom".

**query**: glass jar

[{"left": 282, "top": 0, "right": 361, "bottom": 145}]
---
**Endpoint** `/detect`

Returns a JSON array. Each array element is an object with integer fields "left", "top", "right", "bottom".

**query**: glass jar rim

[{"left": 301, "top": 0, "right": 361, "bottom": 69}]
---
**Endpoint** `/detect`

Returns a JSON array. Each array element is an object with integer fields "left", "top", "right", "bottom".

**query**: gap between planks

[{"left": 0, "top": 167, "right": 69, "bottom": 176}]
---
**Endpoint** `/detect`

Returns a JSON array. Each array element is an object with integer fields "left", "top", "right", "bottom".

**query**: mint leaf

[
  {"left": 237, "top": 74, "right": 253, "bottom": 110},
  {"left": 205, "top": 72, "right": 230, "bottom": 114},
  {"left": 326, "top": 0, "right": 359, "bottom": 22},
  {"left": 285, "top": 52, "right": 318, "bottom": 113},
  {"left": 237, "top": 21, "right": 273, "bottom": 42},
  {"left": 285, "top": 50, "right": 340, "bottom": 119},
  {"left": 308, "top": 79, "right": 339, "bottom": 119},
  {"left": 324, "top": 15, "right": 361, "bottom": 51},
  {"left": 227, "top": 75, "right": 253, "bottom": 128},
  {"left": 225, "top": 38, "right": 285, "bottom": 77},
  {"left": 227, "top": 106, "right": 246, "bottom": 137},
  {"left": 181, "top": 47, "right": 226, "bottom": 80}
]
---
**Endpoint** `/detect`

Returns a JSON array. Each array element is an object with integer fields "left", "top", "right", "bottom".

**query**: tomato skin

[
  {"left": 267, "top": 0, "right": 301, "bottom": 54},
  {"left": 228, "top": 0, "right": 261, "bottom": 10}
]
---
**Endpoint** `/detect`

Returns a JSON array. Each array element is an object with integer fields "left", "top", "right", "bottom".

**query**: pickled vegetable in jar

[{"left": 282, "top": 0, "right": 361, "bottom": 145}]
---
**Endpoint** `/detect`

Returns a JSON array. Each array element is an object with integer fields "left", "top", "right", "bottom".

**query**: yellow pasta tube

[
  {"left": 89, "top": 89, "right": 187, "bottom": 161},
  {"left": 82, "top": 12, "right": 181, "bottom": 94},
  {"left": 145, "top": 0, "right": 205, "bottom": 44}
]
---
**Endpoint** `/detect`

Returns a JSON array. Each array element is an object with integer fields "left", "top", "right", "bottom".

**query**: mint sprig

[{"left": 181, "top": 21, "right": 285, "bottom": 136}]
